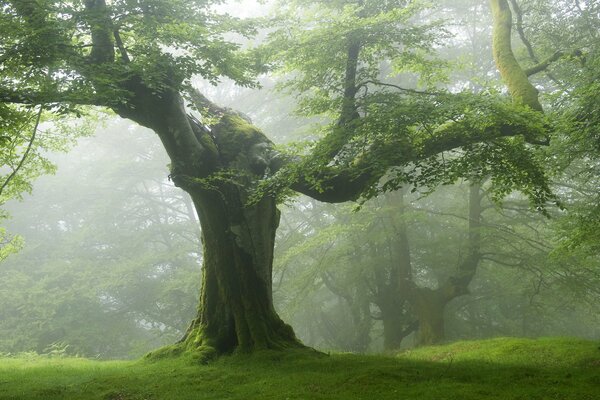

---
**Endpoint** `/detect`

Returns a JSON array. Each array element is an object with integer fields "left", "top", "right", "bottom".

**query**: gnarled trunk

[
  {"left": 382, "top": 312, "right": 408, "bottom": 350},
  {"left": 177, "top": 184, "right": 300, "bottom": 358},
  {"left": 126, "top": 88, "right": 303, "bottom": 360}
]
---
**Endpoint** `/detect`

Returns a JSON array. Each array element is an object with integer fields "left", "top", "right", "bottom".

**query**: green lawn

[{"left": 0, "top": 337, "right": 598, "bottom": 399}]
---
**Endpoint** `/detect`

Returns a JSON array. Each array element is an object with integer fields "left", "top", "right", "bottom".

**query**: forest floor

[{"left": 0, "top": 337, "right": 598, "bottom": 399}]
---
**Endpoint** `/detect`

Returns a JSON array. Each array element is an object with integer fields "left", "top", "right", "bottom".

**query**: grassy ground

[{"left": 0, "top": 337, "right": 598, "bottom": 399}]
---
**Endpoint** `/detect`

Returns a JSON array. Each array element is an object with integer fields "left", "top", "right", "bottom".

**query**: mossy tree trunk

[
  {"left": 115, "top": 83, "right": 303, "bottom": 359},
  {"left": 380, "top": 304, "right": 418, "bottom": 351},
  {"left": 412, "top": 288, "right": 447, "bottom": 346},
  {"left": 490, "top": 0, "right": 544, "bottom": 112},
  {"left": 178, "top": 184, "right": 299, "bottom": 357}
]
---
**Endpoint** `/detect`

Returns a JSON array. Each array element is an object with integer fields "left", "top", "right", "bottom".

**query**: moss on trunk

[
  {"left": 490, "top": 0, "right": 543, "bottom": 111},
  {"left": 147, "top": 110, "right": 303, "bottom": 361}
]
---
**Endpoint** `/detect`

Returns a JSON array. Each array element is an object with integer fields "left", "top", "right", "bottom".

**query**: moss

[
  {"left": 213, "top": 114, "right": 270, "bottom": 164},
  {"left": 490, "top": 0, "right": 543, "bottom": 111},
  {"left": 145, "top": 341, "right": 219, "bottom": 365},
  {"left": 144, "top": 343, "right": 186, "bottom": 361}
]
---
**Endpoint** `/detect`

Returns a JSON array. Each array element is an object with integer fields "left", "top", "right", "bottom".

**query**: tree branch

[
  {"left": 359, "top": 80, "right": 440, "bottom": 96},
  {"left": 0, "top": 105, "right": 43, "bottom": 197},
  {"left": 490, "top": 0, "right": 543, "bottom": 111},
  {"left": 113, "top": 29, "right": 130, "bottom": 63},
  {"left": 508, "top": 0, "right": 539, "bottom": 62},
  {"left": 291, "top": 118, "right": 538, "bottom": 203}
]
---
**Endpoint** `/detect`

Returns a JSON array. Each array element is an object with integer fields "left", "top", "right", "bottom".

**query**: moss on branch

[{"left": 490, "top": 0, "right": 543, "bottom": 111}]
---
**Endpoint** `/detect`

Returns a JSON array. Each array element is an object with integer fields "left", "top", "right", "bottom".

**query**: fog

[{"left": 1, "top": 0, "right": 598, "bottom": 359}]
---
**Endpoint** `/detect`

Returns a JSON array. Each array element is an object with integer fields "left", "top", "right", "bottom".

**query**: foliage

[
  {"left": 259, "top": 0, "right": 555, "bottom": 210},
  {"left": 0, "top": 0, "right": 262, "bottom": 107},
  {"left": 505, "top": 0, "right": 600, "bottom": 257},
  {"left": 0, "top": 226, "right": 22, "bottom": 262},
  {"left": 0, "top": 104, "right": 92, "bottom": 262},
  {"left": 267, "top": 0, "right": 450, "bottom": 115}
]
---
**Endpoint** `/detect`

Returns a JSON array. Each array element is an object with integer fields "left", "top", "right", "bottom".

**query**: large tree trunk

[
  {"left": 175, "top": 184, "right": 301, "bottom": 359},
  {"left": 120, "top": 87, "right": 304, "bottom": 360},
  {"left": 382, "top": 312, "right": 409, "bottom": 350}
]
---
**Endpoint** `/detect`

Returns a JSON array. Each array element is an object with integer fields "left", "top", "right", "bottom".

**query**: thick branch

[
  {"left": 524, "top": 51, "right": 563, "bottom": 76},
  {"left": 292, "top": 119, "right": 542, "bottom": 203},
  {"left": 490, "top": 0, "right": 543, "bottom": 111},
  {"left": 524, "top": 50, "right": 584, "bottom": 77},
  {"left": 187, "top": 88, "right": 228, "bottom": 117}
]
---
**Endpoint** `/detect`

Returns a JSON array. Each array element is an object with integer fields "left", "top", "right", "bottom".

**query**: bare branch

[
  {"left": 359, "top": 80, "right": 441, "bottom": 96},
  {"left": 508, "top": 0, "right": 539, "bottom": 62},
  {"left": 524, "top": 50, "right": 583, "bottom": 77}
]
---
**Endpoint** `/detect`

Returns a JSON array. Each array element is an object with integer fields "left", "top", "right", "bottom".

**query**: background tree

[{"left": 0, "top": 121, "right": 201, "bottom": 358}]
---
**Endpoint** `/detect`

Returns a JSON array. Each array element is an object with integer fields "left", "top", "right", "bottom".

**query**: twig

[
  {"left": 0, "top": 105, "right": 43, "bottom": 197},
  {"left": 359, "top": 80, "right": 441, "bottom": 96}
]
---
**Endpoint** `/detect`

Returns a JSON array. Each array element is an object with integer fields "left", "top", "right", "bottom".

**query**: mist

[{"left": 0, "top": 1, "right": 598, "bottom": 397}]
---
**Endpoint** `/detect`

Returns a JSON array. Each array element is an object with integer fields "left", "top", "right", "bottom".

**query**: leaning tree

[{"left": 0, "top": 0, "right": 564, "bottom": 358}]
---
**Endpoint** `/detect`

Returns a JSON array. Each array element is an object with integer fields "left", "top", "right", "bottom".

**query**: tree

[
  {"left": 0, "top": 100, "right": 89, "bottom": 262},
  {"left": 274, "top": 183, "right": 482, "bottom": 349},
  {"left": 1, "top": 0, "right": 557, "bottom": 358},
  {"left": 0, "top": 123, "right": 201, "bottom": 358}
]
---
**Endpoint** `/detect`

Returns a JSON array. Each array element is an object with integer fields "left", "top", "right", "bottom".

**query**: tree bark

[
  {"left": 173, "top": 184, "right": 300, "bottom": 359},
  {"left": 381, "top": 308, "right": 417, "bottom": 351},
  {"left": 413, "top": 288, "right": 447, "bottom": 346},
  {"left": 128, "top": 90, "right": 304, "bottom": 359},
  {"left": 490, "top": 0, "right": 543, "bottom": 111}
]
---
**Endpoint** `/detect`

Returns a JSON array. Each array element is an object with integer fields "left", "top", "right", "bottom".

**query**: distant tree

[
  {"left": 0, "top": 123, "right": 201, "bottom": 358},
  {"left": 0, "top": 0, "right": 562, "bottom": 358},
  {"left": 0, "top": 100, "right": 89, "bottom": 262}
]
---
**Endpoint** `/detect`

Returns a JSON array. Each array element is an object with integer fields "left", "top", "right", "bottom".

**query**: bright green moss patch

[{"left": 1, "top": 338, "right": 598, "bottom": 399}]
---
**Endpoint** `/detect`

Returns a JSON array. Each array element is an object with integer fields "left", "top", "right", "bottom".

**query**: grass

[{"left": 0, "top": 337, "right": 598, "bottom": 399}]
